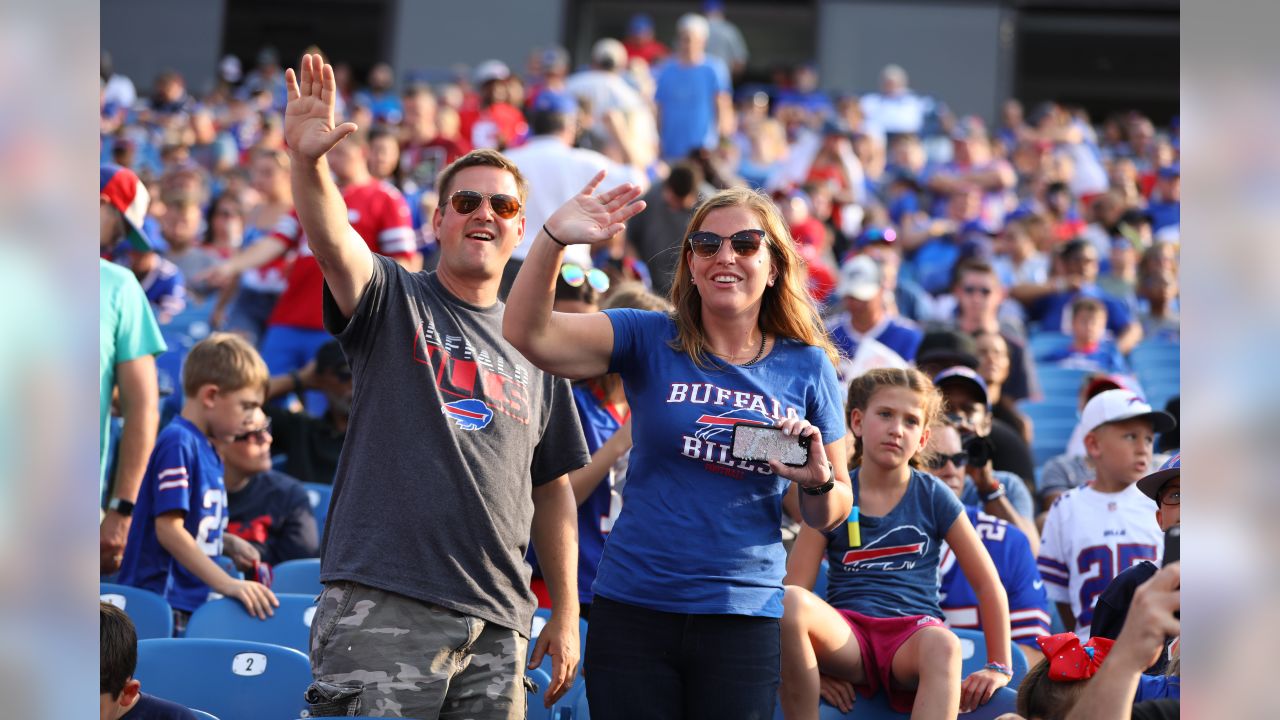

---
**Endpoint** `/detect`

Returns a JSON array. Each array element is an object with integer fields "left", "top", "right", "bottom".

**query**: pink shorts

[{"left": 837, "top": 609, "right": 946, "bottom": 713}]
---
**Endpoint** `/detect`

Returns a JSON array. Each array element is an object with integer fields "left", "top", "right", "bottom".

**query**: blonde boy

[
  {"left": 1036, "top": 389, "right": 1174, "bottom": 640},
  {"left": 117, "top": 334, "right": 278, "bottom": 630}
]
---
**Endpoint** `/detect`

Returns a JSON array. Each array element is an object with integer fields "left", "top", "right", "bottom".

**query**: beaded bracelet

[{"left": 982, "top": 661, "right": 1013, "bottom": 677}]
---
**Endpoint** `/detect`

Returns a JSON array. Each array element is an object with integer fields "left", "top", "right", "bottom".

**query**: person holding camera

[
  {"left": 926, "top": 418, "right": 1049, "bottom": 665},
  {"left": 933, "top": 367, "right": 1036, "bottom": 524}
]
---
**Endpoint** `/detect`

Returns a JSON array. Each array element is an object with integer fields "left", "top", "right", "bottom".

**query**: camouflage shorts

[{"left": 306, "top": 581, "right": 529, "bottom": 719}]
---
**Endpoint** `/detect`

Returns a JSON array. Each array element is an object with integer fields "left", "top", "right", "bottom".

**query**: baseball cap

[
  {"left": 1082, "top": 373, "right": 1129, "bottom": 400},
  {"left": 933, "top": 366, "right": 989, "bottom": 410},
  {"left": 628, "top": 13, "right": 654, "bottom": 34},
  {"left": 853, "top": 226, "right": 898, "bottom": 250},
  {"left": 1079, "top": 389, "right": 1177, "bottom": 437},
  {"left": 100, "top": 164, "right": 152, "bottom": 251},
  {"left": 541, "top": 45, "right": 569, "bottom": 73},
  {"left": 532, "top": 90, "right": 577, "bottom": 116},
  {"left": 1137, "top": 453, "right": 1180, "bottom": 502},
  {"left": 915, "top": 329, "right": 980, "bottom": 371},
  {"left": 837, "top": 255, "right": 882, "bottom": 301},
  {"left": 473, "top": 60, "right": 510, "bottom": 85}
]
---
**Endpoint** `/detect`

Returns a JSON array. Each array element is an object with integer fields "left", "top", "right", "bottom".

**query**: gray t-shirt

[
  {"left": 320, "top": 255, "right": 589, "bottom": 634},
  {"left": 1038, "top": 453, "right": 1094, "bottom": 502}
]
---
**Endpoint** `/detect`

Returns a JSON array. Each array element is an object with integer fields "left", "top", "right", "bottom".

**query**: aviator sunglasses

[
  {"left": 449, "top": 190, "right": 522, "bottom": 220},
  {"left": 560, "top": 263, "right": 611, "bottom": 294},
  {"left": 686, "top": 229, "right": 768, "bottom": 258}
]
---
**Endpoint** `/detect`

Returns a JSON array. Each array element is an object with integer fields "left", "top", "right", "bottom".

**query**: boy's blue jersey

[
  {"left": 938, "top": 507, "right": 1051, "bottom": 648},
  {"left": 117, "top": 416, "right": 228, "bottom": 613}
]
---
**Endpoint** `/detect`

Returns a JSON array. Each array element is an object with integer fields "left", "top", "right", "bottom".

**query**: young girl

[{"left": 781, "top": 368, "right": 1012, "bottom": 719}]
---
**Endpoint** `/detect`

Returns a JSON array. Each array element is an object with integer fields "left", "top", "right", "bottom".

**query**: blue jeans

[{"left": 585, "top": 595, "right": 780, "bottom": 720}]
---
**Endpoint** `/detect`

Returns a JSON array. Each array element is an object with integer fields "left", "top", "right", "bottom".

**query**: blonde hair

[
  {"left": 1016, "top": 659, "right": 1087, "bottom": 720},
  {"left": 845, "top": 367, "right": 943, "bottom": 470},
  {"left": 181, "top": 333, "right": 270, "bottom": 398},
  {"left": 667, "top": 187, "right": 838, "bottom": 368},
  {"left": 606, "top": 281, "right": 673, "bottom": 314}
]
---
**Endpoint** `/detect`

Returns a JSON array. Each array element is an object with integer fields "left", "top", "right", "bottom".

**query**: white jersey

[{"left": 1037, "top": 483, "right": 1163, "bottom": 640}]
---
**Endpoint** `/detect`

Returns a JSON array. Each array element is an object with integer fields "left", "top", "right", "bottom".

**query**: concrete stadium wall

[
  {"left": 102, "top": 0, "right": 227, "bottom": 96},
  {"left": 391, "top": 0, "right": 567, "bottom": 83},
  {"left": 817, "top": 0, "right": 1013, "bottom": 125}
]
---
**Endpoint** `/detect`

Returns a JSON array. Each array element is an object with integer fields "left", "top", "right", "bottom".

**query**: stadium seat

[
  {"left": 1128, "top": 341, "right": 1180, "bottom": 374},
  {"left": 185, "top": 593, "right": 317, "bottom": 654},
  {"left": 1034, "top": 366, "right": 1093, "bottom": 402},
  {"left": 101, "top": 582, "right": 173, "bottom": 640},
  {"left": 136, "top": 638, "right": 311, "bottom": 720},
  {"left": 190, "top": 710, "right": 219, "bottom": 720},
  {"left": 952, "top": 627, "right": 1030, "bottom": 688},
  {"left": 213, "top": 554, "right": 245, "bottom": 580},
  {"left": 272, "top": 557, "right": 322, "bottom": 597},
  {"left": 1027, "top": 332, "right": 1072, "bottom": 357},
  {"left": 302, "top": 482, "right": 333, "bottom": 533},
  {"left": 776, "top": 683, "right": 1018, "bottom": 719}
]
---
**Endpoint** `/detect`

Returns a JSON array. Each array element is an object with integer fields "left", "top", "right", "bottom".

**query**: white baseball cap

[
  {"left": 837, "top": 255, "right": 882, "bottom": 302},
  {"left": 1080, "top": 389, "right": 1177, "bottom": 436}
]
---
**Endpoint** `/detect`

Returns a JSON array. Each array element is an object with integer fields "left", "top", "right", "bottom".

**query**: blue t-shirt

[
  {"left": 653, "top": 58, "right": 731, "bottom": 161},
  {"left": 939, "top": 507, "right": 1050, "bottom": 648},
  {"left": 1030, "top": 287, "right": 1133, "bottom": 338},
  {"left": 823, "top": 467, "right": 964, "bottom": 619},
  {"left": 593, "top": 309, "right": 845, "bottom": 617},
  {"left": 1039, "top": 342, "right": 1129, "bottom": 375},
  {"left": 118, "top": 416, "right": 228, "bottom": 613},
  {"left": 960, "top": 470, "right": 1035, "bottom": 520},
  {"left": 528, "top": 382, "right": 625, "bottom": 604},
  {"left": 827, "top": 315, "right": 924, "bottom": 363}
]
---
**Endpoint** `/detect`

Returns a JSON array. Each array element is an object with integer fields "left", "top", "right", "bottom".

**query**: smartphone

[
  {"left": 1162, "top": 525, "right": 1180, "bottom": 567},
  {"left": 730, "top": 424, "right": 810, "bottom": 467}
]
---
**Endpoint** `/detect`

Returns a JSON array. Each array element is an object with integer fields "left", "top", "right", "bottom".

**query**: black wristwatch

[
  {"left": 107, "top": 497, "right": 135, "bottom": 517},
  {"left": 801, "top": 462, "right": 836, "bottom": 496}
]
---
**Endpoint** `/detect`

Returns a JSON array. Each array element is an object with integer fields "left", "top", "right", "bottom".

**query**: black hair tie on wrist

[{"left": 543, "top": 225, "right": 569, "bottom": 247}]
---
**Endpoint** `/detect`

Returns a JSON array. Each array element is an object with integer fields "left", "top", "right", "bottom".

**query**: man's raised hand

[{"left": 284, "top": 53, "right": 359, "bottom": 162}]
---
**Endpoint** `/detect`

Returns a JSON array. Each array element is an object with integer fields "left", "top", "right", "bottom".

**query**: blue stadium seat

[
  {"left": 272, "top": 558, "right": 322, "bottom": 597},
  {"left": 101, "top": 583, "right": 174, "bottom": 640},
  {"left": 213, "top": 554, "right": 245, "bottom": 580},
  {"left": 1027, "top": 332, "right": 1072, "bottom": 357},
  {"left": 302, "top": 482, "right": 333, "bottom": 533},
  {"left": 190, "top": 710, "right": 219, "bottom": 720},
  {"left": 527, "top": 667, "right": 555, "bottom": 720},
  {"left": 776, "top": 682, "right": 1018, "bottom": 719},
  {"left": 1128, "top": 341, "right": 1179, "bottom": 374},
  {"left": 185, "top": 593, "right": 317, "bottom": 654},
  {"left": 952, "top": 627, "right": 1030, "bottom": 689},
  {"left": 136, "top": 638, "right": 311, "bottom": 720},
  {"left": 1034, "top": 366, "right": 1093, "bottom": 402}
]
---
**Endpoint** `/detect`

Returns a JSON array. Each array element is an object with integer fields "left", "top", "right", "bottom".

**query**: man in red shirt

[
  {"left": 623, "top": 13, "right": 669, "bottom": 65},
  {"left": 205, "top": 132, "right": 419, "bottom": 394},
  {"left": 458, "top": 61, "right": 528, "bottom": 151}
]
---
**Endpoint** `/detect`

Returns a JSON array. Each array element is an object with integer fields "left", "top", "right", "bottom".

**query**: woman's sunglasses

[
  {"left": 561, "top": 263, "right": 610, "bottom": 294},
  {"left": 686, "top": 229, "right": 768, "bottom": 259},
  {"left": 232, "top": 420, "right": 272, "bottom": 444},
  {"left": 449, "top": 190, "right": 522, "bottom": 220},
  {"left": 927, "top": 452, "right": 969, "bottom": 470}
]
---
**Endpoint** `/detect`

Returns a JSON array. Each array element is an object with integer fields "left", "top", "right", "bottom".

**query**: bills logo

[
  {"left": 442, "top": 399, "right": 494, "bottom": 431},
  {"left": 692, "top": 408, "right": 771, "bottom": 442},
  {"left": 841, "top": 526, "right": 929, "bottom": 572}
]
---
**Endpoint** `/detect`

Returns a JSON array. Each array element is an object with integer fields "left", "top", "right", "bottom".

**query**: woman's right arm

[{"left": 503, "top": 172, "right": 645, "bottom": 380}]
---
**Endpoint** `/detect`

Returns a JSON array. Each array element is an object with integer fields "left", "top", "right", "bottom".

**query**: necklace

[{"left": 739, "top": 331, "right": 768, "bottom": 367}]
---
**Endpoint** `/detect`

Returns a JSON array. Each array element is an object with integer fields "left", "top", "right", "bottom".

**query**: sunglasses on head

[
  {"left": 560, "top": 263, "right": 610, "bottom": 294},
  {"left": 686, "top": 229, "right": 768, "bottom": 258},
  {"left": 448, "top": 190, "right": 522, "bottom": 220},
  {"left": 232, "top": 420, "right": 272, "bottom": 444},
  {"left": 927, "top": 452, "right": 969, "bottom": 470}
]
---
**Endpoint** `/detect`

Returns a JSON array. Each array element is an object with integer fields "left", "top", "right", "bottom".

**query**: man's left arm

[
  {"left": 529, "top": 475, "right": 580, "bottom": 708},
  {"left": 102, "top": 354, "right": 160, "bottom": 572}
]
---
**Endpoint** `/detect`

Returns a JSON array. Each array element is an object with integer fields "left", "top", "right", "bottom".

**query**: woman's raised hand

[{"left": 543, "top": 171, "right": 646, "bottom": 245}]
